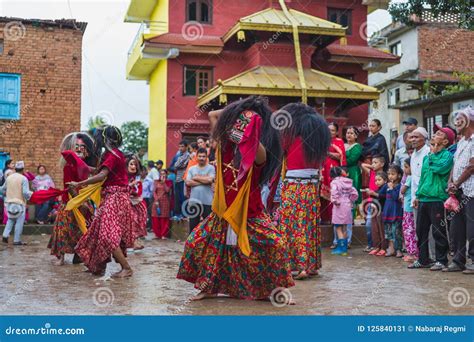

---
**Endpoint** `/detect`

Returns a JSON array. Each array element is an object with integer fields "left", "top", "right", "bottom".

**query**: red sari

[{"left": 321, "top": 137, "right": 346, "bottom": 223}]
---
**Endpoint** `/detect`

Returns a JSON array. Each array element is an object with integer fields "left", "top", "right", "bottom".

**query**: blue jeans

[
  {"left": 365, "top": 205, "right": 373, "bottom": 248},
  {"left": 3, "top": 203, "right": 26, "bottom": 243},
  {"left": 175, "top": 181, "right": 185, "bottom": 216},
  {"left": 35, "top": 200, "right": 52, "bottom": 222}
]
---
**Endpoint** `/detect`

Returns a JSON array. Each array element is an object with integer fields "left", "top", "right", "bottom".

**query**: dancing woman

[
  {"left": 127, "top": 155, "right": 148, "bottom": 250},
  {"left": 177, "top": 96, "right": 294, "bottom": 302},
  {"left": 277, "top": 103, "right": 331, "bottom": 280},
  {"left": 70, "top": 126, "right": 134, "bottom": 278},
  {"left": 44, "top": 132, "right": 96, "bottom": 266}
]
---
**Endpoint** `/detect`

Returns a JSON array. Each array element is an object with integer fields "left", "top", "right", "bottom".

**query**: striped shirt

[{"left": 453, "top": 134, "right": 474, "bottom": 197}]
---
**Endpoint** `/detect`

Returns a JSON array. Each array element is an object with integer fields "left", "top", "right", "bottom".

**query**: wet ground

[{"left": 0, "top": 234, "right": 472, "bottom": 315}]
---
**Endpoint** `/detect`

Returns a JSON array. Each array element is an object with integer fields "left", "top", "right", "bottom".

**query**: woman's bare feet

[
  {"left": 111, "top": 268, "right": 133, "bottom": 278},
  {"left": 134, "top": 240, "right": 144, "bottom": 250},
  {"left": 191, "top": 292, "right": 217, "bottom": 301},
  {"left": 294, "top": 270, "right": 309, "bottom": 280},
  {"left": 53, "top": 255, "right": 65, "bottom": 266}
]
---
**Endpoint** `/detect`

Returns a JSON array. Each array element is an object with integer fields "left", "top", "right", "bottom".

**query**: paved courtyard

[{"left": 0, "top": 235, "right": 472, "bottom": 315}]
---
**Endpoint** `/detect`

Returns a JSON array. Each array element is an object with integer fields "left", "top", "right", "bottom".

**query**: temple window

[
  {"left": 186, "top": 0, "right": 212, "bottom": 24},
  {"left": 184, "top": 66, "right": 213, "bottom": 96},
  {"left": 328, "top": 8, "right": 352, "bottom": 35}
]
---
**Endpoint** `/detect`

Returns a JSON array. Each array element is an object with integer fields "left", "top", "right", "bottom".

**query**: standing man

[
  {"left": 185, "top": 148, "right": 215, "bottom": 233},
  {"left": 1, "top": 161, "right": 33, "bottom": 245},
  {"left": 409, "top": 127, "right": 430, "bottom": 216},
  {"left": 173, "top": 140, "right": 190, "bottom": 218},
  {"left": 409, "top": 131, "right": 453, "bottom": 270},
  {"left": 146, "top": 161, "right": 160, "bottom": 181},
  {"left": 444, "top": 107, "right": 474, "bottom": 274},
  {"left": 396, "top": 117, "right": 418, "bottom": 150}
]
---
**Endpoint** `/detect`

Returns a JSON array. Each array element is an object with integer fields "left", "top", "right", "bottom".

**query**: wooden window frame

[
  {"left": 183, "top": 66, "right": 213, "bottom": 97},
  {"left": 327, "top": 7, "right": 352, "bottom": 35},
  {"left": 186, "top": 0, "right": 212, "bottom": 24}
]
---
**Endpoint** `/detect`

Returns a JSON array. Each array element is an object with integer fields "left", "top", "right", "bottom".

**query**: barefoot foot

[
  {"left": 111, "top": 268, "right": 133, "bottom": 278},
  {"left": 52, "top": 255, "right": 65, "bottom": 266},
  {"left": 190, "top": 292, "right": 217, "bottom": 301},
  {"left": 294, "top": 270, "right": 309, "bottom": 280}
]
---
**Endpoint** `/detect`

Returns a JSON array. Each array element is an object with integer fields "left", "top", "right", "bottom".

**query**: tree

[
  {"left": 86, "top": 115, "right": 107, "bottom": 130},
  {"left": 388, "top": 0, "right": 473, "bottom": 30},
  {"left": 121, "top": 121, "right": 148, "bottom": 154}
]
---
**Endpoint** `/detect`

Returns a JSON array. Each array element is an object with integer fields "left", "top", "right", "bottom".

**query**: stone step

[{"left": 1, "top": 222, "right": 368, "bottom": 247}]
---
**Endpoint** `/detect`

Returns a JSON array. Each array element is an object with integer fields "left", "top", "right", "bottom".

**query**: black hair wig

[
  {"left": 279, "top": 102, "right": 331, "bottom": 166},
  {"left": 93, "top": 125, "right": 123, "bottom": 158}
]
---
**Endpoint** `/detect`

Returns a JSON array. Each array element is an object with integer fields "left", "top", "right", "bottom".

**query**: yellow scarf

[
  {"left": 212, "top": 146, "right": 253, "bottom": 256},
  {"left": 65, "top": 181, "right": 104, "bottom": 233}
]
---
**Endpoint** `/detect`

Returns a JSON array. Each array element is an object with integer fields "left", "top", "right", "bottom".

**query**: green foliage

[
  {"left": 444, "top": 71, "right": 474, "bottom": 94},
  {"left": 86, "top": 116, "right": 107, "bottom": 130},
  {"left": 388, "top": 0, "right": 473, "bottom": 30},
  {"left": 120, "top": 121, "right": 149, "bottom": 154}
]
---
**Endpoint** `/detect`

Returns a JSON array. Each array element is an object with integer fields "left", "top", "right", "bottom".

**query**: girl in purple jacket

[{"left": 330, "top": 167, "right": 359, "bottom": 255}]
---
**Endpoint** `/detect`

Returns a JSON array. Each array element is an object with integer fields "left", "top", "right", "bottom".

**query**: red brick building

[
  {"left": 125, "top": 0, "right": 399, "bottom": 163},
  {"left": 0, "top": 18, "right": 87, "bottom": 183}
]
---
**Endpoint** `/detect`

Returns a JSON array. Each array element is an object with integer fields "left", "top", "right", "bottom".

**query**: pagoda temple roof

[
  {"left": 197, "top": 66, "right": 379, "bottom": 106},
  {"left": 222, "top": 8, "right": 346, "bottom": 43}
]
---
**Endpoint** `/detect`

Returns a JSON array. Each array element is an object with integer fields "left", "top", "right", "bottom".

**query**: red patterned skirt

[
  {"left": 278, "top": 180, "right": 321, "bottom": 273},
  {"left": 177, "top": 212, "right": 294, "bottom": 300},
  {"left": 48, "top": 202, "right": 94, "bottom": 258},
  {"left": 131, "top": 200, "right": 147, "bottom": 239},
  {"left": 75, "top": 186, "right": 134, "bottom": 274}
]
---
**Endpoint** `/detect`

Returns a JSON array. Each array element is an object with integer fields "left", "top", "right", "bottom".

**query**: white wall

[{"left": 369, "top": 28, "right": 419, "bottom": 86}]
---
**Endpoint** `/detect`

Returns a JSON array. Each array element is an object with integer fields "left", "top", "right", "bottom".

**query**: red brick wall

[
  {"left": 418, "top": 25, "right": 474, "bottom": 80},
  {"left": 0, "top": 21, "right": 84, "bottom": 186}
]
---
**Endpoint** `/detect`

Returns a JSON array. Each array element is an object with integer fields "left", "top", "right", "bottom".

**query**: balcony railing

[{"left": 128, "top": 20, "right": 168, "bottom": 56}]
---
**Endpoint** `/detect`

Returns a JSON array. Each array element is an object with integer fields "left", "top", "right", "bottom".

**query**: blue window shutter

[{"left": 0, "top": 73, "right": 21, "bottom": 120}]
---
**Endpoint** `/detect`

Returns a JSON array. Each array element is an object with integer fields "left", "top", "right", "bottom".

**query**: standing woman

[
  {"left": 177, "top": 96, "right": 294, "bottom": 302},
  {"left": 71, "top": 126, "right": 134, "bottom": 278},
  {"left": 321, "top": 123, "right": 346, "bottom": 224},
  {"left": 152, "top": 169, "right": 173, "bottom": 239},
  {"left": 127, "top": 155, "right": 148, "bottom": 250},
  {"left": 277, "top": 103, "right": 330, "bottom": 280}
]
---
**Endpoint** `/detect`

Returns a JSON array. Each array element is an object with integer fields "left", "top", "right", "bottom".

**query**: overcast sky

[{"left": 0, "top": 0, "right": 393, "bottom": 130}]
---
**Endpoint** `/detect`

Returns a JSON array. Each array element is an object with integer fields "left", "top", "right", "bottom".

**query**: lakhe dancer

[{"left": 177, "top": 96, "right": 295, "bottom": 302}]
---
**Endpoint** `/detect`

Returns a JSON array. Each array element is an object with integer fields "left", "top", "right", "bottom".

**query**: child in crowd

[
  {"left": 367, "top": 171, "right": 388, "bottom": 256},
  {"left": 383, "top": 164, "right": 404, "bottom": 257},
  {"left": 401, "top": 158, "right": 418, "bottom": 262},
  {"left": 361, "top": 155, "right": 386, "bottom": 252},
  {"left": 330, "top": 167, "right": 359, "bottom": 256}
]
